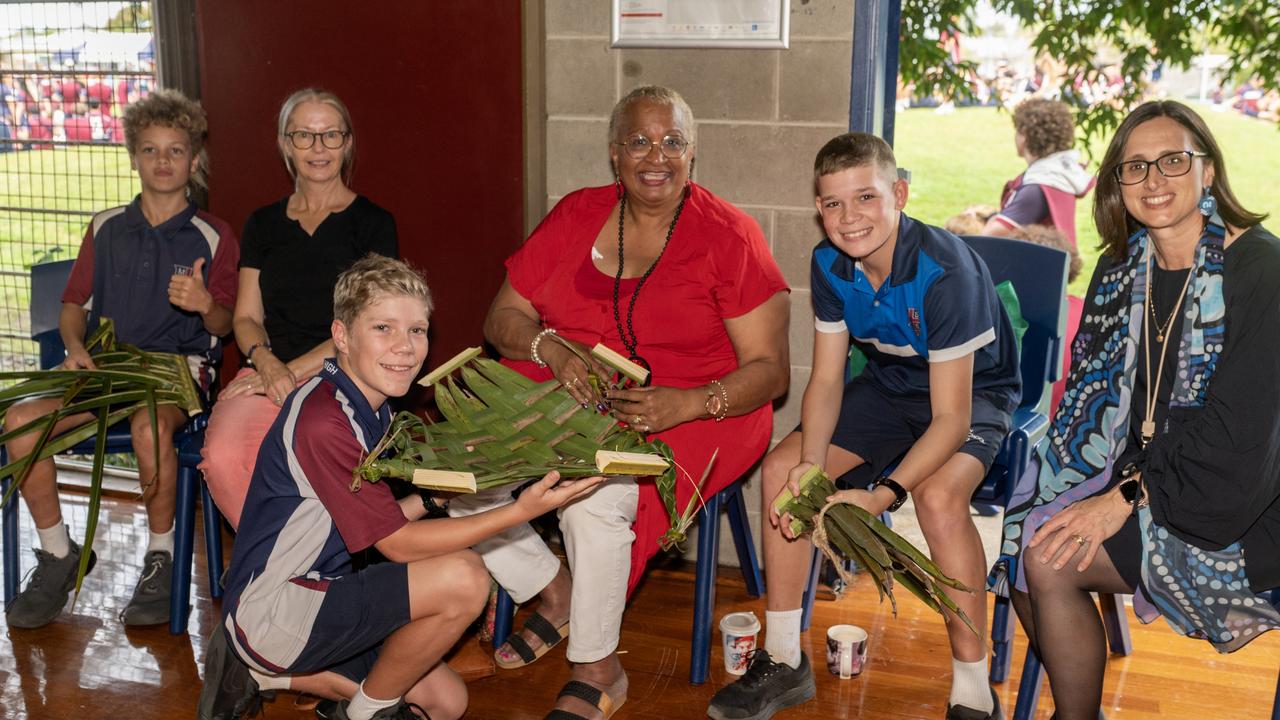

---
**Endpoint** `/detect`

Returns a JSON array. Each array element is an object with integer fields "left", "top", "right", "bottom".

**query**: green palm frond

[
  {"left": 772, "top": 465, "right": 979, "bottom": 637},
  {"left": 353, "top": 349, "right": 702, "bottom": 550},
  {"left": 0, "top": 318, "right": 204, "bottom": 594}
]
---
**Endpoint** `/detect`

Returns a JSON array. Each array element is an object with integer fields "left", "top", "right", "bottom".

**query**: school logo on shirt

[{"left": 907, "top": 308, "right": 922, "bottom": 337}]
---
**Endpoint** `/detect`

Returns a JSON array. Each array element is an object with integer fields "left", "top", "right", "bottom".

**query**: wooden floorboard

[{"left": 1, "top": 491, "right": 1276, "bottom": 719}]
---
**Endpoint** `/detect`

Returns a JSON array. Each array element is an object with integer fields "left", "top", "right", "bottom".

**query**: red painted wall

[{"left": 196, "top": 2, "right": 524, "bottom": 380}]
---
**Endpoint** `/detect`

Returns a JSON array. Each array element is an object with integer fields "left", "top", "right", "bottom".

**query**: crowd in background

[
  {"left": 0, "top": 70, "right": 154, "bottom": 150},
  {"left": 1212, "top": 75, "right": 1280, "bottom": 124}
]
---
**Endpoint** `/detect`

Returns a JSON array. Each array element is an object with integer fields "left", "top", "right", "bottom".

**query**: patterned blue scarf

[{"left": 993, "top": 220, "right": 1279, "bottom": 652}]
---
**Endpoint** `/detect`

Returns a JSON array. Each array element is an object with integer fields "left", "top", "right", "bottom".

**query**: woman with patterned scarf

[{"left": 994, "top": 100, "right": 1280, "bottom": 719}]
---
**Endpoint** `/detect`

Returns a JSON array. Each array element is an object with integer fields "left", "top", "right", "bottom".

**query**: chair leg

[
  {"left": 690, "top": 488, "right": 723, "bottom": 685},
  {"left": 800, "top": 547, "right": 822, "bottom": 632},
  {"left": 200, "top": 482, "right": 224, "bottom": 599},
  {"left": 724, "top": 485, "right": 763, "bottom": 597},
  {"left": 989, "top": 593, "right": 1015, "bottom": 683},
  {"left": 170, "top": 465, "right": 198, "bottom": 634},
  {"left": 492, "top": 586, "right": 515, "bottom": 651},
  {"left": 3, "top": 468, "right": 19, "bottom": 610},
  {"left": 1271, "top": 664, "right": 1280, "bottom": 720},
  {"left": 1012, "top": 646, "right": 1045, "bottom": 720},
  {"left": 1098, "top": 593, "right": 1132, "bottom": 655}
]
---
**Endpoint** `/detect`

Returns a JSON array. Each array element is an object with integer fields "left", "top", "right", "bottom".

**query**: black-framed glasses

[
  {"left": 284, "top": 129, "right": 350, "bottom": 150},
  {"left": 1112, "top": 150, "right": 1208, "bottom": 185},
  {"left": 615, "top": 134, "right": 691, "bottom": 160}
]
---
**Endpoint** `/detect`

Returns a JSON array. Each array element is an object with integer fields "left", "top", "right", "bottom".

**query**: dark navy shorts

[
  {"left": 804, "top": 377, "right": 1013, "bottom": 478},
  {"left": 287, "top": 561, "right": 411, "bottom": 682}
]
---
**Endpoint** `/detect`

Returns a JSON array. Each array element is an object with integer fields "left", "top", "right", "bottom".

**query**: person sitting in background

[
  {"left": 982, "top": 98, "right": 1094, "bottom": 247},
  {"left": 2, "top": 89, "right": 238, "bottom": 629},
  {"left": 200, "top": 88, "right": 397, "bottom": 529},
  {"left": 998, "top": 100, "right": 1280, "bottom": 720}
]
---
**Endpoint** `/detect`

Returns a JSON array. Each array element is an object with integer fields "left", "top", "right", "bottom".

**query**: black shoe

[
  {"left": 706, "top": 649, "right": 816, "bottom": 720},
  {"left": 120, "top": 550, "right": 173, "bottom": 625},
  {"left": 197, "top": 625, "right": 270, "bottom": 719},
  {"left": 330, "top": 699, "right": 418, "bottom": 719},
  {"left": 946, "top": 687, "right": 1003, "bottom": 720},
  {"left": 5, "top": 537, "right": 96, "bottom": 629}
]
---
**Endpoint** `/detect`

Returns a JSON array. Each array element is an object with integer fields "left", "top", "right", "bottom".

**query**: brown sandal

[
  {"left": 543, "top": 680, "right": 626, "bottom": 720},
  {"left": 494, "top": 611, "right": 569, "bottom": 669}
]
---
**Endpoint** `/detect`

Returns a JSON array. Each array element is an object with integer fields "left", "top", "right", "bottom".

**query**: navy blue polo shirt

[
  {"left": 810, "top": 213, "right": 1020, "bottom": 409},
  {"left": 62, "top": 195, "right": 239, "bottom": 364}
]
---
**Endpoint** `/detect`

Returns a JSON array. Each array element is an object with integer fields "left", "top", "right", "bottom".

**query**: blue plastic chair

[
  {"left": 491, "top": 481, "right": 764, "bottom": 685},
  {"left": 0, "top": 260, "right": 224, "bottom": 635},
  {"left": 800, "top": 235, "right": 1070, "bottom": 636}
]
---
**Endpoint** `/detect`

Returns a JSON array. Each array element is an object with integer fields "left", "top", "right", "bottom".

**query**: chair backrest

[
  {"left": 30, "top": 260, "right": 75, "bottom": 370},
  {"left": 962, "top": 235, "right": 1069, "bottom": 415}
]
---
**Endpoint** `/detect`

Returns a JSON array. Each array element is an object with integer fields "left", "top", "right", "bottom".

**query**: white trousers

[{"left": 447, "top": 477, "right": 638, "bottom": 663}]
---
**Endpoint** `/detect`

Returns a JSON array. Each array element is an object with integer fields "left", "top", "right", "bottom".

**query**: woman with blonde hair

[{"left": 201, "top": 88, "right": 397, "bottom": 528}]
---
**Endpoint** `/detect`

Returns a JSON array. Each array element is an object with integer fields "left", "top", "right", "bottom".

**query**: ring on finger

[{"left": 1072, "top": 534, "right": 1087, "bottom": 546}]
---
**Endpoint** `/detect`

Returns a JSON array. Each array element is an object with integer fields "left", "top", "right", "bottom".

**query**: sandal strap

[
  {"left": 524, "top": 612, "right": 566, "bottom": 646},
  {"left": 503, "top": 632, "right": 538, "bottom": 664},
  {"left": 557, "top": 680, "right": 605, "bottom": 708}
]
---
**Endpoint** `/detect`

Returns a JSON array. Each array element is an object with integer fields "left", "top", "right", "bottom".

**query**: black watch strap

[{"left": 872, "top": 475, "right": 908, "bottom": 512}]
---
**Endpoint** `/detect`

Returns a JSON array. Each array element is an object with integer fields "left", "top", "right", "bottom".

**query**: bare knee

[
  {"left": 911, "top": 482, "right": 971, "bottom": 532},
  {"left": 443, "top": 550, "right": 489, "bottom": 620},
  {"left": 761, "top": 439, "right": 800, "bottom": 495},
  {"left": 4, "top": 398, "right": 60, "bottom": 452}
]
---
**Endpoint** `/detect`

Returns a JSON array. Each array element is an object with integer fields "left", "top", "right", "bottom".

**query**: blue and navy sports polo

[
  {"left": 221, "top": 359, "right": 403, "bottom": 674},
  {"left": 811, "top": 213, "right": 1021, "bottom": 410}
]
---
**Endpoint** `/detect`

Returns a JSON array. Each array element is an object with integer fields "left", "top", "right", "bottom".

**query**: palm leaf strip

[{"left": 772, "top": 465, "right": 979, "bottom": 636}]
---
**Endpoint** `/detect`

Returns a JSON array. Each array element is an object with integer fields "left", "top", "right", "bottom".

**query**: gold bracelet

[{"left": 705, "top": 378, "right": 729, "bottom": 422}]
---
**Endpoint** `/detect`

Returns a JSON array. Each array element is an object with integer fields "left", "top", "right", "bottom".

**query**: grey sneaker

[
  {"left": 5, "top": 539, "right": 96, "bottom": 629},
  {"left": 707, "top": 650, "right": 816, "bottom": 720},
  {"left": 197, "top": 625, "right": 268, "bottom": 720},
  {"left": 119, "top": 550, "right": 172, "bottom": 626}
]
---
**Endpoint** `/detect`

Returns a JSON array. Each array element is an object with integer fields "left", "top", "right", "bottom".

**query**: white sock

[
  {"left": 764, "top": 609, "right": 803, "bottom": 668},
  {"left": 148, "top": 527, "right": 174, "bottom": 555},
  {"left": 248, "top": 667, "right": 291, "bottom": 692},
  {"left": 346, "top": 683, "right": 401, "bottom": 720},
  {"left": 36, "top": 521, "right": 70, "bottom": 559},
  {"left": 949, "top": 656, "right": 993, "bottom": 712}
]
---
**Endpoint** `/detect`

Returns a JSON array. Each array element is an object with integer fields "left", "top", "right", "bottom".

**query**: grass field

[{"left": 893, "top": 105, "right": 1280, "bottom": 296}]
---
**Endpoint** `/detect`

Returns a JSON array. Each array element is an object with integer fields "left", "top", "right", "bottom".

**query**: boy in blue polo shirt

[
  {"left": 709, "top": 133, "right": 1019, "bottom": 720},
  {"left": 3, "top": 89, "right": 238, "bottom": 630},
  {"left": 199, "top": 255, "right": 603, "bottom": 720}
]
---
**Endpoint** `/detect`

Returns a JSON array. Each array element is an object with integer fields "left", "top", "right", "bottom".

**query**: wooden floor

[{"left": 1, "top": 491, "right": 1277, "bottom": 719}]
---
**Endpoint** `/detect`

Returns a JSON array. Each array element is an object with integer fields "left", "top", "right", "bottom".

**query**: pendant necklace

[
  {"left": 612, "top": 189, "right": 687, "bottom": 385},
  {"left": 1141, "top": 246, "right": 1194, "bottom": 445}
]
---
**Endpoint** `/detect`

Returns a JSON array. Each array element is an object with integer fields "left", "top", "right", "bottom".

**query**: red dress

[{"left": 504, "top": 183, "right": 789, "bottom": 595}]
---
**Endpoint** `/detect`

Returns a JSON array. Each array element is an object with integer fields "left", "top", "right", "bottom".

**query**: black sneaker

[
  {"left": 707, "top": 650, "right": 816, "bottom": 720},
  {"left": 946, "top": 687, "right": 1004, "bottom": 720},
  {"left": 120, "top": 550, "right": 173, "bottom": 625},
  {"left": 5, "top": 537, "right": 96, "bottom": 629},
  {"left": 329, "top": 699, "right": 418, "bottom": 719},
  {"left": 197, "top": 625, "right": 269, "bottom": 720}
]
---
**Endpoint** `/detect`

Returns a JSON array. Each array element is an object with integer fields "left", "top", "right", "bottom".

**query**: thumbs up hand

[{"left": 168, "top": 256, "right": 213, "bottom": 314}]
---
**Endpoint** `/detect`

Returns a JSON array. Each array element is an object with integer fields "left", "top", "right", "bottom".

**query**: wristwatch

[
  {"left": 1118, "top": 477, "right": 1148, "bottom": 512},
  {"left": 871, "top": 475, "right": 908, "bottom": 513}
]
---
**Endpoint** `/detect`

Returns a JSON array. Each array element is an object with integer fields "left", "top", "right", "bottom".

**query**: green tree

[
  {"left": 104, "top": 3, "right": 152, "bottom": 32},
  {"left": 898, "top": 0, "right": 1280, "bottom": 144}
]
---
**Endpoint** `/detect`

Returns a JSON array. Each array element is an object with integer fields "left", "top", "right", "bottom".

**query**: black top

[
  {"left": 240, "top": 195, "right": 398, "bottom": 363},
  {"left": 1094, "top": 224, "right": 1280, "bottom": 592}
]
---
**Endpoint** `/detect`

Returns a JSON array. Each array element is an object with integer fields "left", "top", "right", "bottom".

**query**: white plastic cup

[
  {"left": 719, "top": 611, "right": 761, "bottom": 675},
  {"left": 825, "top": 624, "right": 868, "bottom": 679}
]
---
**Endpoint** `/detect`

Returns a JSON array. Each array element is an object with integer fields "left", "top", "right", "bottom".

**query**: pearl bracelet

[{"left": 530, "top": 328, "right": 558, "bottom": 368}]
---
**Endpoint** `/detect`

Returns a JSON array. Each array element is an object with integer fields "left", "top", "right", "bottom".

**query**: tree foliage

[{"left": 897, "top": 0, "right": 1280, "bottom": 144}]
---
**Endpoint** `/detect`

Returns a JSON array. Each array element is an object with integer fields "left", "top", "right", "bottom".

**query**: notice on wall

[{"left": 611, "top": 0, "right": 790, "bottom": 49}]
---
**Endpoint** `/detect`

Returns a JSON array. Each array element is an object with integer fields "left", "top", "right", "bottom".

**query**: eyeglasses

[
  {"left": 1112, "top": 150, "right": 1208, "bottom": 186},
  {"left": 614, "top": 134, "right": 691, "bottom": 160},
  {"left": 284, "top": 129, "right": 350, "bottom": 150}
]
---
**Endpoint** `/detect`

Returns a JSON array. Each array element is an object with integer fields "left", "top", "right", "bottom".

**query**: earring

[
  {"left": 613, "top": 168, "right": 624, "bottom": 200},
  {"left": 1198, "top": 188, "right": 1218, "bottom": 217}
]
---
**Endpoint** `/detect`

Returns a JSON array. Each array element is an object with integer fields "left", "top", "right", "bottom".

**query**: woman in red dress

[{"left": 472, "top": 85, "right": 789, "bottom": 718}]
